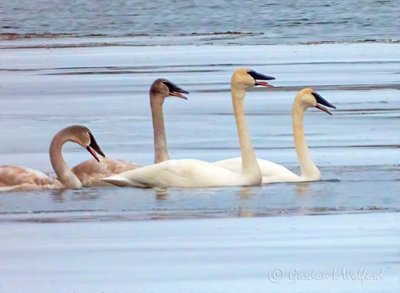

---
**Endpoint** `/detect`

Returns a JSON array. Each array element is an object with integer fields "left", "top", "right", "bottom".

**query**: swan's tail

[
  {"left": 0, "top": 186, "right": 20, "bottom": 192},
  {"left": 101, "top": 175, "right": 150, "bottom": 188}
]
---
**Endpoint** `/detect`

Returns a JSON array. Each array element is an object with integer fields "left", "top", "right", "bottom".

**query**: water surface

[
  {"left": 0, "top": 43, "right": 399, "bottom": 220},
  {"left": 1, "top": 0, "right": 399, "bottom": 45}
]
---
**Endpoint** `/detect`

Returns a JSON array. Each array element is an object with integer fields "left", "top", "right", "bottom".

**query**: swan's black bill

[
  {"left": 163, "top": 81, "right": 189, "bottom": 99},
  {"left": 87, "top": 132, "right": 106, "bottom": 162},
  {"left": 312, "top": 92, "right": 336, "bottom": 115},
  {"left": 248, "top": 70, "right": 275, "bottom": 87}
]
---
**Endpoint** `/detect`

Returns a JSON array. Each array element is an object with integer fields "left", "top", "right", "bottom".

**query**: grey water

[
  {"left": 0, "top": 43, "right": 399, "bottom": 221},
  {"left": 1, "top": 3, "right": 400, "bottom": 293},
  {"left": 1, "top": 0, "right": 400, "bottom": 45}
]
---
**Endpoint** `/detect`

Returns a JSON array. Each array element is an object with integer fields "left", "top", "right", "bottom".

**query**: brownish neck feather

[
  {"left": 49, "top": 128, "right": 82, "bottom": 188},
  {"left": 150, "top": 93, "right": 170, "bottom": 163}
]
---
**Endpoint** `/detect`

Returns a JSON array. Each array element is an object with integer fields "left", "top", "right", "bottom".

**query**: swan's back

[
  {"left": 71, "top": 158, "right": 139, "bottom": 187},
  {"left": 213, "top": 157, "right": 302, "bottom": 183},
  {"left": 0, "top": 165, "right": 61, "bottom": 191},
  {"left": 103, "top": 159, "right": 249, "bottom": 188},
  {"left": 0, "top": 166, "right": 49, "bottom": 186}
]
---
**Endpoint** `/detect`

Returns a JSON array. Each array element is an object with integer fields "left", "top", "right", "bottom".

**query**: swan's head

[
  {"left": 231, "top": 68, "right": 275, "bottom": 90},
  {"left": 67, "top": 125, "right": 106, "bottom": 162},
  {"left": 150, "top": 78, "right": 189, "bottom": 100},
  {"left": 299, "top": 88, "right": 336, "bottom": 115}
]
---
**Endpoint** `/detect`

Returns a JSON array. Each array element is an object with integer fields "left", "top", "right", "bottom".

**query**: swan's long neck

[
  {"left": 49, "top": 129, "right": 82, "bottom": 188},
  {"left": 151, "top": 94, "right": 169, "bottom": 163},
  {"left": 292, "top": 99, "right": 321, "bottom": 180},
  {"left": 231, "top": 87, "right": 261, "bottom": 183}
]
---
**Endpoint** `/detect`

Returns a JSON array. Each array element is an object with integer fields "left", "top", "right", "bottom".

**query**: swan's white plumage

[
  {"left": 213, "top": 88, "right": 334, "bottom": 184},
  {"left": 213, "top": 157, "right": 305, "bottom": 183},
  {"left": 103, "top": 159, "right": 259, "bottom": 188},
  {"left": 103, "top": 68, "right": 275, "bottom": 188}
]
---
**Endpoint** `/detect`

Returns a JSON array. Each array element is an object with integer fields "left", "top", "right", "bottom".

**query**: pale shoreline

[{"left": 2, "top": 34, "right": 400, "bottom": 49}]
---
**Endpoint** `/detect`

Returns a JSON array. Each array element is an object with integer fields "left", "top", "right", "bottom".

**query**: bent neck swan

[{"left": 0, "top": 125, "right": 105, "bottom": 191}]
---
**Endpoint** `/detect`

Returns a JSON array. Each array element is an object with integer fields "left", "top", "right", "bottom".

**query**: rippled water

[
  {"left": 0, "top": 43, "right": 399, "bottom": 220},
  {"left": 1, "top": 0, "right": 400, "bottom": 44},
  {"left": 1, "top": 13, "right": 399, "bottom": 291},
  {"left": 1, "top": 213, "right": 399, "bottom": 293}
]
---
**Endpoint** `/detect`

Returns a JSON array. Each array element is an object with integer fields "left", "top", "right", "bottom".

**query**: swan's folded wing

[
  {"left": 103, "top": 159, "right": 239, "bottom": 188},
  {"left": 101, "top": 161, "right": 175, "bottom": 188},
  {"left": 72, "top": 158, "right": 140, "bottom": 186},
  {"left": 101, "top": 174, "right": 150, "bottom": 188},
  {"left": 102, "top": 160, "right": 198, "bottom": 188},
  {"left": 213, "top": 157, "right": 243, "bottom": 173},
  {"left": 0, "top": 166, "right": 51, "bottom": 186},
  {"left": 0, "top": 166, "right": 63, "bottom": 191},
  {"left": 256, "top": 159, "right": 296, "bottom": 177}
]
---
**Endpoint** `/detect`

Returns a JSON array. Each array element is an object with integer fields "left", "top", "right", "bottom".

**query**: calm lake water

[
  {"left": 0, "top": 43, "right": 399, "bottom": 220},
  {"left": 0, "top": 4, "right": 399, "bottom": 292},
  {"left": 1, "top": 0, "right": 400, "bottom": 44}
]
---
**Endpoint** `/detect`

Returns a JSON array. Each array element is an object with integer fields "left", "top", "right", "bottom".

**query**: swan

[
  {"left": 71, "top": 78, "right": 189, "bottom": 186},
  {"left": 103, "top": 68, "right": 275, "bottom": 188},
  {"left": 0, "top": 125, "right": 105, "bottom": 191},
  {"left": 213, "top": 88, "right": 336, "bottom": 183}
]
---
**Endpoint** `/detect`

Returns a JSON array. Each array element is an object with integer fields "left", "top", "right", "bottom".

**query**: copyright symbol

[{"left": 268, "top": 268, "right": 284, "bottom": 283}]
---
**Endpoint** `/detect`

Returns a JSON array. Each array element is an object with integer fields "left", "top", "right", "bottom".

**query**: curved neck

[
  {"left": 292, "top": 100, "right": 320, "bottom": 180},
  {"left": 49, "top": 129, "right": 82, "bottom": 188},
  {"left": 231, "top": 87, "right": 261, "bottom": 181},
  {"left": 150, "top": 93, "right": 169, "bottom": 163}
]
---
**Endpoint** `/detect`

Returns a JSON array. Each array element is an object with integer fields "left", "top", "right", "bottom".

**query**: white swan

[
  {"left": 213, "top": 88, "right": 336, "bottom": 183},
  {"left": 103, "top": 68, "right": 276, "bottom": 188},
  {"left": 71, "top": 78, "right": 189, "bottom": 186},
  {"left": 0, "top": 125, "right": 105, "bottom": 191}
]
